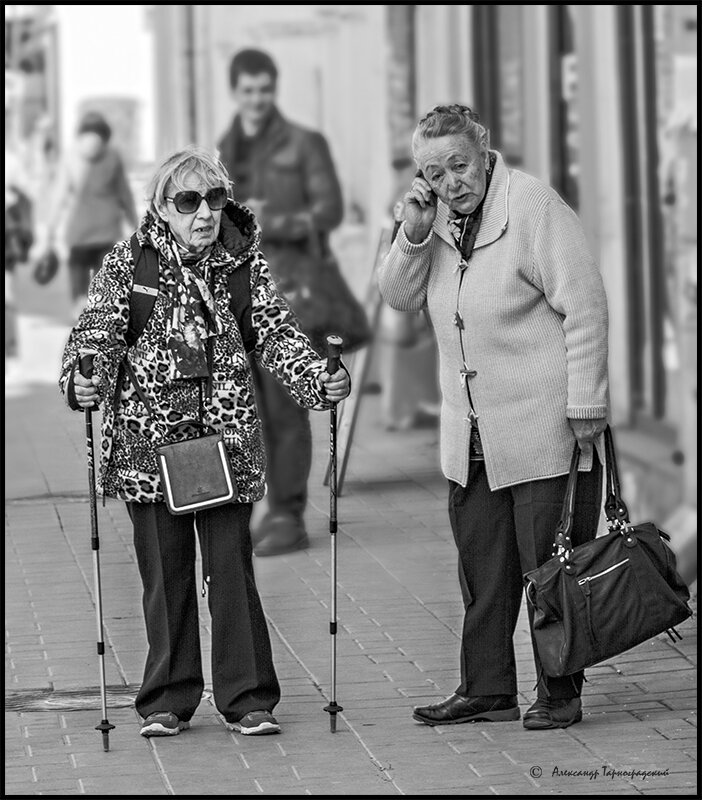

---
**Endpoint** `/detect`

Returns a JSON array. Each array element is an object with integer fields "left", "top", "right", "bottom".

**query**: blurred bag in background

[
  {"left": 33, "top": 248, "right": 60, "bottom": 286},
  {"left": 278, "top": 231, "right": 372, "bottom": 356}
]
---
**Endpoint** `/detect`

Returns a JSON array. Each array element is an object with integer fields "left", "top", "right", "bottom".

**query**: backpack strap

[
  {"left": 127, "top": 233, "right": 160, "bottom": 347},
  {"left": 227, "top": 259, "right": 255, "bottom": 354},
  {"left": 128, "top": 232, "right": 255, "bottom": 353}
]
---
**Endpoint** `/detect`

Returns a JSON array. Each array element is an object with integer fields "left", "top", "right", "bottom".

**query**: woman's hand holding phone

[{"left": 403, "top": 171, "right": 438, "bottom": 244}]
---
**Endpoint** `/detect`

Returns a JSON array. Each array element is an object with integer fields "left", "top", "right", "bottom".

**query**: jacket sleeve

[
  {"left": 262, "top": 130, "right": 344, "bottom": 241},
  {"left": 58, "top": 240, "right": 133, "bottom": 410},
  {"left": 376, "top": 221, "right": 435, "bottom": 313},
  {"left": 248, "top": 252, "right": 332, "bottom": 411},
  {"left": 532, "top": 193, "right": 609, "bottom": 419}
]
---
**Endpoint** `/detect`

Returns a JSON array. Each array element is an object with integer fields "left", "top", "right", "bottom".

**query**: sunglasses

[{"left": 165, "top": 186, "right": 228, "bottom": 214}]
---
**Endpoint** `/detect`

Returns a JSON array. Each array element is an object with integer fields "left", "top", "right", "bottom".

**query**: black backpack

[{"left": 127, "top": 233, "right": 255, "bottom": 353}]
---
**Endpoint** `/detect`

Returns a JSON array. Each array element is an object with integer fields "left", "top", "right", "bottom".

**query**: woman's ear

[{"left": 155, "top": 202, "right": 169, "bottom": 222}]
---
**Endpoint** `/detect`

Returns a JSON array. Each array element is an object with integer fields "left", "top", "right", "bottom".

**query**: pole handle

[
  {"left": 79, "top": 352, "right": 95, "bottom": 379},
  {"left": 326, "top": 335, "right": 343, "bottom": 375}
]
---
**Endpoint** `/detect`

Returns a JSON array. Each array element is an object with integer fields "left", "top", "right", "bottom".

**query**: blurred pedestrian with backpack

[{"left": 45, "top": 110, "right": 138, "bottom": 318}]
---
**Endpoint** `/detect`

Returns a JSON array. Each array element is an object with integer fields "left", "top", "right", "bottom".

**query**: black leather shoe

[
  {"left": 412, "top": 694, "right": 520, "bottom": 726},
  {"left": 253, "top": 512, "right": 309, "bottom": 557},
  {"left": 523, "top": 697, "right": 582, "bottom": 730}
]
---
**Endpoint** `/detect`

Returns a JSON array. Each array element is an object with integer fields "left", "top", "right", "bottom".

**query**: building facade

[{"left": 10, "top": 5, "right": 694, "bottom": 577}]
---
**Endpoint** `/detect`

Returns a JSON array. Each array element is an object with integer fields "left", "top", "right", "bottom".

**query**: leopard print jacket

[{"left": 59, "top": 201, "right": 332, "bottom": 504}]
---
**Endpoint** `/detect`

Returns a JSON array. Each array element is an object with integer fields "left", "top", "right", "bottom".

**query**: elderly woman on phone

[
  {"left": 378, "top": 104, "right": 609, "bottom": 731},
  {"left": 59, "top": 145, "right": 350, "bottom": 739}
]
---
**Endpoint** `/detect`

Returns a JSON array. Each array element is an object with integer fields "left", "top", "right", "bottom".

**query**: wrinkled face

[
  {"left": 157, "top": 171, "right": 223, "bottom": 255},
  {"left": 414, "top": 134, "right": 489, "bottom": 215},
  {"left": 232, "top": 72, "right": 276, "bottom": 127}
]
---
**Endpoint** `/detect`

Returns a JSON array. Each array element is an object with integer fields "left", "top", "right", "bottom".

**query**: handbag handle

[
  {"left": 552, "top": 441, "right": 581, "bottom": 557},
  {"left": 603, "top": 425, "right": 630, "bottom": 529}
]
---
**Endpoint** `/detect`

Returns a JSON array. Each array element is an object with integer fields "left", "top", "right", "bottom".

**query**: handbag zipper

[
  {"left": 577, "top": 558, "right": 629, "bottom": 585},
  {"left": 578, "top": 558, "right": 629, "bottom": 648}
]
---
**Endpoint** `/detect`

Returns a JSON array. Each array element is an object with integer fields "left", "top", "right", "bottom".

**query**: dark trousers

[
  {"left": 127, "top": 501, "right": 281, "bottom": 723},
  {"left": 448, "top": 456, "right": 602, "bottom": 700},
  {"left": 251, "top": 359, "right": 312, "bottom": 519},
  {"left": 68, "top": 243, "right": 112, "bottom": 301}
]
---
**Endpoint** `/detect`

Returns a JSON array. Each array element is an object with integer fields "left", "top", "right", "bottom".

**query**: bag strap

[
  {"left": 603, "top": 425, "right": 630, "bottom": 530},
  {"left": 552, "top": 442, "right": 581, "bottom": 556},
  {"left": 127, "top": 233, "right": 160, "bottom": 347},
  {"left": 162, "top": 419, "right": 216, "bottom": 440}
]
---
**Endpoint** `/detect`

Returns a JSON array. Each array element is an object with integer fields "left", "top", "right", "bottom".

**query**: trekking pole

[
  {"left": 79, "top": 353, "right": 115, "bottom": 752},
  {"left": 323, "top": 334, "right": 344, "bottom": 732}
]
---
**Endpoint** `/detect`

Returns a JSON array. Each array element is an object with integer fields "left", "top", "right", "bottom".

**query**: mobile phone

[{"left": 415, "top": 170, "right": 438, "bottom": 205}]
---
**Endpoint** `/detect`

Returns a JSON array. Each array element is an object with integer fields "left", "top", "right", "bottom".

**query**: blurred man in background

[{"left": 217, "top": 47, "right": 344, "bottom": 557}]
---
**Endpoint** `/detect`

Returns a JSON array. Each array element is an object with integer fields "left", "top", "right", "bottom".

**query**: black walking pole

[
  {"left": 79, "top": 353, "right": 115, "bottom": 752},
  {"left": 323, "top": 334, "right": 344, "bottom": 732}
]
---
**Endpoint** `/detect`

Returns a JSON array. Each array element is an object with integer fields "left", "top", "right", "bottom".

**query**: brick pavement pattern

[{"left": 5, "top": 258, "right": 698, "bottom": 795}]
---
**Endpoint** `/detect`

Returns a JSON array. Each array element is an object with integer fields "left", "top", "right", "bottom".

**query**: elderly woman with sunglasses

[
  {"left": 378, "top": 105, "right": 609, "bottom": 732},
  {"left": 59, "top": 145, "right": 350, "bottom": 740}
]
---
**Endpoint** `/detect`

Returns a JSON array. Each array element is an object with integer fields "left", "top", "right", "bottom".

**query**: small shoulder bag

[
  {"left": 122, "top": 360, "right": 237, "bottom": 515},
  {"left": 155, "top": 418, "right": 237, "bottom": 515}
]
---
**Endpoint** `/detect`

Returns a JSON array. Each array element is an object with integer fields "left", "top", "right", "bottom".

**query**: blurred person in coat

[
  {"left": 46, "top": 111, "right": 139, "bottom": 317},
  {"left": 217, "top": 47, "right": 344, "bottom": 557},
  {"left": 378, "top": 104, "right": 609, "bottom": 731},
  {"left": 5, "top": 145, "right": 34, "bottom": 372},
  {"left": 59, "top": 145, "right": 350, "bottom": 738}
]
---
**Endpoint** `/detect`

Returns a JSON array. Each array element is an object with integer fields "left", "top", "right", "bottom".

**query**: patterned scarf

[{"left": 165, "top": 240, "right": 224, "bottom": 381}]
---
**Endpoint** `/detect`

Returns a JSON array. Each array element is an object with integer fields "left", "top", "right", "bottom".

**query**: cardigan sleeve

[
  {"left": 376, "top": 222, "right": 435, "bottom": 313},
  {"left": 532, "top": 194, "right": 609, "bottom": 419}
]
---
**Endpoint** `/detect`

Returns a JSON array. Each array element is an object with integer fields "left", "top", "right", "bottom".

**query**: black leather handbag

[
  {"left": 524, "top": 425, "right": 692, "bottom": 678},
  {"left": 156, "top": 420, "right": 237, "bottom": 515}
]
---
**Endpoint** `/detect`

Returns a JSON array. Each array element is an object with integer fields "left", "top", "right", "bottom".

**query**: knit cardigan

[{"left": 377, "top": 151, "right": 609, "bottom": 490}]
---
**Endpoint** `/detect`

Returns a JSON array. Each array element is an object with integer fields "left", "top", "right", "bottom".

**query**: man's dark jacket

[{"left": 217, "top": 106, "right": 344, "bottom": 299}]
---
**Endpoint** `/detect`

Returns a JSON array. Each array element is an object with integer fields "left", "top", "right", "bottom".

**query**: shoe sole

[
  {"left": 228, "top": 722, "right": 281, "bottom": 735},
  {"left": 140, "top": 721, "right": 190, "bottom": 737},
  {"left": 413, "top": 707, "right": 520, "bottom": 726},
  {"left": 523, "top": 709, "right": 583, "bottom": 730}
]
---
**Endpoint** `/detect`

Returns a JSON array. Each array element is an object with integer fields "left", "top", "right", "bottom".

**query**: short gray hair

[
  {"left": 147, "top": 145, "right": 232, "bottom": 216},
  {"left": 411, "top": 104, "right": 489, "bottom": 157}
]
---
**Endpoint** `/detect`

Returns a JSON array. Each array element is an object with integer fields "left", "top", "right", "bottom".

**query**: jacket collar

[
  {"left": 219, "top": 105, "right": 290, "bottom": 166},
  {"left": 433, "top": 150, "right": 510, "bottom": 251}
]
